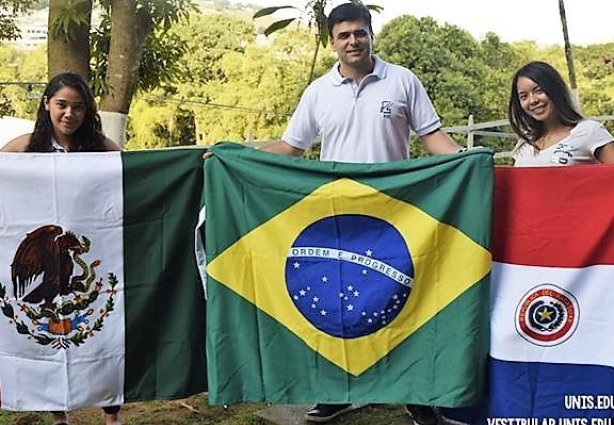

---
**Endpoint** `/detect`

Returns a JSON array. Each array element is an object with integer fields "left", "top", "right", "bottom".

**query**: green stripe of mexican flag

[{"left": 0, "top": 149, "right": 206, "bottom": 410}]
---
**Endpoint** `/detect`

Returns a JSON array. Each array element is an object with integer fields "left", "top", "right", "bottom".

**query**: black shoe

[
  {"left": 404, "top": 404, "right": 440, "bottom": 425},
  {"left": 304, "top": 403, "right": 354, "bottom": 423}
]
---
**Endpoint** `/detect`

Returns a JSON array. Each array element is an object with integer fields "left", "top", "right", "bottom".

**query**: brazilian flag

[{"left": 204, "top": 143, "right": 492, "bottom": 406}]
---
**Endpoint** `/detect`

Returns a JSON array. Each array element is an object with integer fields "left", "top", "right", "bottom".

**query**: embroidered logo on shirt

[
  {"left": 551, "top": 143, "right": 576, "bottom": 165},
  {"left": 379, "top": 101, "right": 392, "bottom": 119}
]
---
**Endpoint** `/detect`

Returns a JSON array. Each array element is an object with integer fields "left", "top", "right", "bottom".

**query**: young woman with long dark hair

[{"left": 509, "top": 61, "right": 614, "bottom": 166}]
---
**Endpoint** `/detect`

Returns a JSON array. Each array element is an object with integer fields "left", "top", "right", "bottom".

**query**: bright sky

[{"left": 240, "top": 0, "right": 614, "bottom": 46}]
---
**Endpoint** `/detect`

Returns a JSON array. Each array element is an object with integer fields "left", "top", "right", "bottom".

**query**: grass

[{"left": 0, "top": 394, "right": 408, "bottom": 425}]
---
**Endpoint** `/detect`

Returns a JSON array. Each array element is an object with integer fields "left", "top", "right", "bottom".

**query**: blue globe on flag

[{"left": 285, "top": 214, "right": 414, "bottom": 338}]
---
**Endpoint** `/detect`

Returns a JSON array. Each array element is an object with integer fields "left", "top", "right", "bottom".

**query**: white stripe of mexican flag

[{"left": 0, "top": 149, "right": 207, "bottom": 411}]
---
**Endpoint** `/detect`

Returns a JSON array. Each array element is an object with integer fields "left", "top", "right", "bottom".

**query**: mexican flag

[
  {"left": 204, "top": 143, "right": 493, "bottom": 406},
  {"left": 0, "top": 149, "right": 207, "bottom": 411}
]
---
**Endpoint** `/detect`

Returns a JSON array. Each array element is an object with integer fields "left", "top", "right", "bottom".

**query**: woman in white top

[
  {"left": 508, "top": 61, "right": 614, "bottom": 166},
  {"left": 2, "top": 72, "right": 119, "bottom": 153}
]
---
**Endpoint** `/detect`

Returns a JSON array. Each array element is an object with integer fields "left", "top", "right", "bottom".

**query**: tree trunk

[
  {"left": 100, "top": 0, "right": 139, "bottom": 113},
  {"left": 558, "top": 0, "right": 580, "bottom": 110},
  {"left": 99, "top": 0, "right": 153, "bottom": 144},
  {"left": 307, "top": 37, "right": 321, "bottom": 86},
  {"left": 47, "top": 0, "right": 92, "bottom": 79}
]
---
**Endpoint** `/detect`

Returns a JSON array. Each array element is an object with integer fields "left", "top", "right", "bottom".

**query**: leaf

[
  {"left": 264, "top": 18, "right": 297, "bottom": 37},
  {"left": 16, "top": 321, "right": 29, "bottom": 335},
  {"left": 1, "top": 303, "right": 13, "bottom": 318},
  {"left": 34, "top": 335, "right": 54, "bottom": 346},
  {"left": 318, "top": 28, "right": 328, "bottom": 48},
  {"left": 49, "top": 0, "right": 90, "bottom": 41},
  {"left": 365, "top": 4, "right": 384, "bottom": 14},
  {"left": 70, "top": 332, "right": 87, "bottom": 346},
  {"left": 314, "top": 12, "right": 328, "bottom": 48},
  {"left": 253, "top": 5, "right": 298, "bottom": 19}
]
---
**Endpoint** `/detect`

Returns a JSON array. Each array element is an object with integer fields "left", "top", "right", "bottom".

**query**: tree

[
  {"left": 126, "top": 13, "right": 257, "bottom": 149},
  {"left": 376, "top": 16, "right": 537, "bottom": 156},
  {"left": 479, "top": 32, "right": 525, "bottom": 118},
  {"left": 0, "top": 44, "right": 46, "bottom": 117},
  {"left": 558, "top": 0, "right": 579, "bottom": 110},
  {"left": 47, "top": 0, "right": 91, "bottom": 77},
  {"left": 46, "top": 0, "right": 196, "bottom": 144},
  {"left": 376, "top": 16, "right": 488, "bottom": 123},
  {"left": 0, "top": 0, "right": 39, "bottom": 42},
  {"left": 191, "top": 29, "right": 323, "bottom": 145},
  {"left": 253, "top": 0, "right": 382, "bottom": 85},
  {"left": 127, "top": 24, "right": 329, "bottom": 149},
  {"left": 171, "top": 13, "right": 255, "bottom": 85}
]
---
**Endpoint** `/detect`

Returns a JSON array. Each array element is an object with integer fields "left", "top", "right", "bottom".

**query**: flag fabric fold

[
  {"left": 204, "top": 142, "right": 493, "bottom": 406},
  {"left": 489, "top": 165, "right": 614, "bottom": 420},
  {"left": 0, "top": 149, "right": 207, "bottom": 411}
]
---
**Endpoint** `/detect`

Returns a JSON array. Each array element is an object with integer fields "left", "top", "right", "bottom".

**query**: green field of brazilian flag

[
  {"left": 205, "top": 143, "right": 493, "bottom": 406},
  {"left": 0, "top": 144, "right": 492, "bottom": 411}
]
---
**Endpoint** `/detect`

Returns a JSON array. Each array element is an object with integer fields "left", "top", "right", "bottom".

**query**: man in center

[{"left": 263, "top": 3, "right": 463, "bottom": 424}]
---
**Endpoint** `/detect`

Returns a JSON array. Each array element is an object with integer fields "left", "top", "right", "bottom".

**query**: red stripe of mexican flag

[{"left": 0, "top": 149, "right": 206, "bottom": 410}]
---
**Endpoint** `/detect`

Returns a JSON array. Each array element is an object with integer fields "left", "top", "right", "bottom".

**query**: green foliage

[
  {"left": 95, "top": 0, "right": 197, "bottom": 30},
  {"left": 126, "top": 19, "right": 332, "bottom": 149},
  {"left": 529, "top": 43, "right": 614, "bottom": 117},
  {"left": 189, "top": 28, "right": 328, "bottom": 145},
  {"left": 122, "top": 5, "right": 614, "bottom": 152},
  {"left": 90, "top": 15, "right": 188, "bottom": 96},
  {"left": 0, "top": 86, "right": 16, "bottom": 116},
  {"left": 0, "top": 0, "right": 39, "bottom": 41},
  {"left": 48, "top": 0, "right": 89, "bottom": 41},
  {"left": 377, "top": 16, "right": 484, "bottom": 120},
  {"left": 0, "top": 44, "right": 46, "bottom": 118},
  {"left": 171, "top": 13, "right": 255, "bottom": 84},
  {"left": 127, "top": 92, "right": 196, "bottom": 149},
  {"left": 89, "top": 0, "right": 196, "bottom": 97},
  {"left": 376, "top": 16, "right": 527, "bottom": 155}
]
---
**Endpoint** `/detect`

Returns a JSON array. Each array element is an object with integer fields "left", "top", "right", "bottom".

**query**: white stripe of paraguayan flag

[{"left": 491, "top": 261, "right": 614, "bottom": 368}]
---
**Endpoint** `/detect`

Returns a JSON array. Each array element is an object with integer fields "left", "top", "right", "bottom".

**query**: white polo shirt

[{"left": 282, "top": 55, "right": 441, "bottom": 163}]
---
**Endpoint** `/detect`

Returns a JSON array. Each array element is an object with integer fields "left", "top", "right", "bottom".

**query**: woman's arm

[
  {"left": 1, "top": 134, "right": 31, "bottom": 152},
  {"left": 102, "top": 137, "right": 123, "bottom": 152},
  {"left": 596, "top": 142, "right": 614, "bottom": 164}
]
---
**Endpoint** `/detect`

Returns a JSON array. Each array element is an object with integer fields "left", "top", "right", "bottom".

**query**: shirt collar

[
  {"left": 329, "top": 55, "right": 387, "bottom": 86},
  {"left": 51, "top": 138, "right": 69, "bottom": 153}
]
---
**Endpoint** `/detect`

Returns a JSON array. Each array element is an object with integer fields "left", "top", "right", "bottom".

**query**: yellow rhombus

[{"left": 207, "top": 178, "right": 491, "bottom": 376}]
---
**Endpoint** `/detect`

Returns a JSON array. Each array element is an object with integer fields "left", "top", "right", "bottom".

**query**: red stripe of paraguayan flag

[{"left": 493, "top": 165, "right": 614, "bottom": 268}]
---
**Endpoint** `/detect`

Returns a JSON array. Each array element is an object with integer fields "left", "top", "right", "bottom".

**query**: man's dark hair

[{"left": 327, "top": 2, "right": 373, "bottom": 38}]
